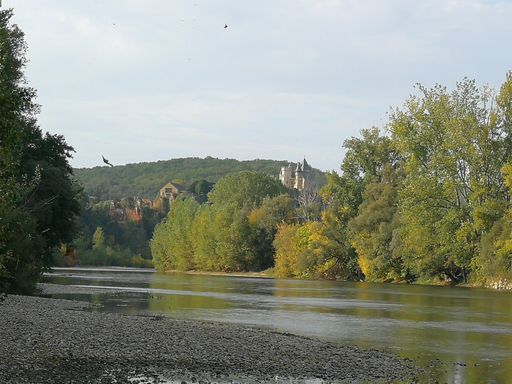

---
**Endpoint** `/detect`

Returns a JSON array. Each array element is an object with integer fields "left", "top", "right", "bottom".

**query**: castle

[{"left": 279, "top": 158, "right": 313, "bottom": 191}]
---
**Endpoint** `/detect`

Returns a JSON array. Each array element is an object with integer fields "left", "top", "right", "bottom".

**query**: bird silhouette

[
  {"left": 224, "top": 24, "right": 228, "bottom": 29},
  {"left": 102, "top": 155, "right": 114, "bottom": 167}
]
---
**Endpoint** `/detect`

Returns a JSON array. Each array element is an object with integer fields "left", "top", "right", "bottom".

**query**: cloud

[{"left": 8, "top": 0, "right": 512, "bottom": 171}]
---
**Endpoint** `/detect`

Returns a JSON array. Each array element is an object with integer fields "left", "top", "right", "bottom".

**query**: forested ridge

[{"left": 74, "top": 157, "right": 306, "bottom": 200}]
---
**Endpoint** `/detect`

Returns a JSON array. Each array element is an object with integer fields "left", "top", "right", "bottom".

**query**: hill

[{"left": 74, "top": 157, "right": 312, "bottom": 200}]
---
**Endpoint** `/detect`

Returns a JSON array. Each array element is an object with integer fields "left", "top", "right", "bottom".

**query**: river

[{"left": 42, "top": 267, "right": 512, "bottom": 383}]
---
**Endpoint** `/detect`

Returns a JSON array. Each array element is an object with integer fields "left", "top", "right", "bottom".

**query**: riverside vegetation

[
  {"left": 151, "top": 73, "right": 512, "bottom": 289},
  {"left": 0, "top": 10, "right": 80, "bottom": 295}
]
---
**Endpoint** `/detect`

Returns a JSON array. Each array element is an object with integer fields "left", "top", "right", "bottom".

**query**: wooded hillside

[{"left": 74, "top": 157, "right": 321, "bottom": 200}]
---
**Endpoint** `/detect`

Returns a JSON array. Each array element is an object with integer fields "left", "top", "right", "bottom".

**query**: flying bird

[
  {"left": 224, "top": 24, "right": 228, "bottom": 29},
  {"left": 102, "top": 155, "right": 114, "bottom": 167}
]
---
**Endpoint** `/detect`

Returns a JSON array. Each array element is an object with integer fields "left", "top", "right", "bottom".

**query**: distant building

[
  {"left": 279, "top": 158, "right": 313, "bottom": 191},
  {"left": 108, "top": 196, "right": 153, "bottom": 224},
  {"left": 157, "top": 182, "right": 189, "bottom": 201},
  {"left": 154, "top": 182, "right": 191, "bottom": 213}
]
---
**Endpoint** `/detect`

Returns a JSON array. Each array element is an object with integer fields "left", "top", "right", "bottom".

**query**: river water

[{"left": 43, "top": 267, "right": 512, "bottom": 383}]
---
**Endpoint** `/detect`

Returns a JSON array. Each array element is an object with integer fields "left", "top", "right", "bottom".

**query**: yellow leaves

[
  {"left": 274, "top": 219, "right": 354, "bottom": 280},
  {"left": 351, "top": 232, "right": 372, "bottom": 277},
  {"left": 247, "top": 207, "right": 264, "bottom": 226},
  {"left": 495, "top": 238, "right": 512, "bottom": 258},
  {"left": 502, "top": 163, "right": 512, "bottom": 192},
  {"left": 273, "top": 223, "right": 301, "bottom": 278},
  {"left": 358, "top": 254, "right": 371, "bottom": 277}
]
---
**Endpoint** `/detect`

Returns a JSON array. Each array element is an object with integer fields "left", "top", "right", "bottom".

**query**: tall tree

[
  {"left": 349, "top": 165, "right": 405, "bottom": 281},
  {"left": 0, "top": 9, "right": 80, "bottom": 294},
  {"left": 315, "top": 128, "right": 397, "bottom": 281},
  {"left": 207, "top": 171, "right": 289, "bottom": 210},
  {"left": 389, "top": 77, "right": 512, "bottom": 282}
]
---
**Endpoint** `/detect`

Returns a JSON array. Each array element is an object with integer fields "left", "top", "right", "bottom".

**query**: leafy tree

[
  {"left": 273, "top": 219, "right": 360, "bottom": 280},
  {"left": 151, "top": 197, "right": 199, "bottom": 271},
  {"left": 191, "top": 204, "right": 218, "bottom": 270},
  {"left": 151, "top": 174, "right": 291, "bottom": 273},
  {"left": 0, "top": 175, "right": 43, "bottom": 294},
  {"left": 0, "top": 9, "right": 80, "bottom": 294},
  {"left": 473, "top": 161, "right": 512, "bottom": 285},
  {"left": 314, "top": 129, "right": 396, "bottom": 281},
  {"left": 349, "top": 165, "right": 406, "bottom": 281},
  {"left": 273, "top": 223, "right": 303, "bottom": 278},
  {"left": 207, "top": 171, "right": 289, "bottom": 210},
  {"left": 389, "top": 78, "right": 512, "bottom": 282},
  {"left": 248, "top": 194, "right": 296, "bottom": 269},
  {"left": 188, "top": 179, "right": 215, "bottom": 203},
  {"left": 92, "top": 227, "right": 105, "bottom": 250}
]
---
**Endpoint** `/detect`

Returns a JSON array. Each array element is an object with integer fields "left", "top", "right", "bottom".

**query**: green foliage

[
  {"left": 207, "top": 171, "right": 289, "bottom": 210},
  {"left": 273, "top": 223, "right": 303, "bottom": 278},
  {"left": 349, "top": 165, "right": 405, "bottom": 281},
  {"left": 389, "top": 77, "right": 512, "bottom": 283},
  {"left": 248, "top": 194, "right": 296, "bottom": 269},
  {"left": 273, "top": 220, "right": 361, "bottom": 280},
  {"left": 0, "top": 188, "right": 44, "bottom": 294},
  {"left": 67, "top": 236, "right": 152, "bottom": 268},
  {"left": 278, "top": 72, "right": 512, "bottom": 286},
  {"left": 151, "top": 173, "right": 292, "bottom": 273},
  {"left": 472, "top": 160, "right": 512, "bottom": 285},
  {"left": 137, "top": 73, "right": 512, "bottom": 286},
  {"left": 473, "top": 212, "right": 512, "bottom": 285},
  {"left": 92, "top": 227, "right": 105, "bottom": 249},
  {"left": 151, "top": 198, "right": 199, "bottom": 271},
  {"left": 0, "top": 9, "right": 80, "bottom": 294},
  {"left": 54, "top": 195, "right": 160, "bottom": 267},
  {"left": 312, "top": 129, "right": 399, "bottom": 282},
  {"left": 74, "top": 157, "right": 294, "bottom": 201},
  {"left": 188, "top": 179, "right": 215, "bottom": 204}
]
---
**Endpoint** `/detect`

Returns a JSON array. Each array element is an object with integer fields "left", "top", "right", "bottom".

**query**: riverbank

[
  {"left": 167, "top": 268, "right": 511, "bottom": 291},
  {"left": 0, "top": 287, "right": 421, "bottom": 383},
  {"left": 166, "top": 269, "right": 274, "bottom": 279}
]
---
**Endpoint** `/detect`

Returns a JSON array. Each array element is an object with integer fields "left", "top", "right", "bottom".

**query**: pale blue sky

[{"left": 9, "top": 0, "right": 512, "bottom": 171}]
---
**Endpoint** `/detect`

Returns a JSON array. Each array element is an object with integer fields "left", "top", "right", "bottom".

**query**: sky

[{"left": 8, "top": 0, "right": 512, "bottom": 172}]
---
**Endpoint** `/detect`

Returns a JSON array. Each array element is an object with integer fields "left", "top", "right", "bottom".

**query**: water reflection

[{"left": 43, "top": 267, "right": 512, "bottom": 383}]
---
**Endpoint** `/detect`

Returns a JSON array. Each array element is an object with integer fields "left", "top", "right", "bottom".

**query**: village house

[{"left": 157, "top": 182, "right": 190, "bottom": 201}]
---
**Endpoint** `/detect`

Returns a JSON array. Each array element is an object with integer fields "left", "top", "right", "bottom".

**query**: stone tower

[{"left": 279, "top": 158, "right": 312, "bottom": 191}]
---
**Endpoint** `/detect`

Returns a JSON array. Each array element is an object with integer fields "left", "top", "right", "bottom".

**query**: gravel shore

[{"left": 0, "top": 289, "right": 421, "bottom": 383}]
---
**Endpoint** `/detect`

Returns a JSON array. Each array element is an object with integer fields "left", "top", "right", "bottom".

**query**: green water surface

[{"left": 43, "top": 267, "right": 512, "bottom": 383}]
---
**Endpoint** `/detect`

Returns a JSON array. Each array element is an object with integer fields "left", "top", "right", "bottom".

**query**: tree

[
  {"left": 248, "top": 194, "right": 296, "bottom": 269},
  {"left": 207, "top": 171, "right": 289, "bottom": 210},
  {"left": 0, "top": 9, "right": 80, "bottom": 294},
  {"left": 349, "top": 165, "right": 406, "bottom": 281},
  {"left": 314, "top": 128, "right": 397, "bottom": 282},
  {"left": 151, "top": 197, "right": 199, "bottom": 271},
  {"left": 473, "top": 161, "right": 512, "bottom": 286},
  {"left": 92, "top": 227, "right": 105, "bottom": 250},
  {"left": 188, "top": 179, "right": 215, "bottom": 204},
  {"left": 296, "top": 186, "right": 322, "bottom": 222},
  {"left": 0, "top": 174, "right": 43, "bottom": 294},
  {"left": 273, "top": 223, "right": 303, "bottom": 278},
  {"left": 389, "top": 78, "right": 512, "bottom": 282}
]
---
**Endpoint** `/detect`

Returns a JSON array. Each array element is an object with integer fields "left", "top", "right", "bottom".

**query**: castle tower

[
  {"left": 279, "top": 158, "right": 312, "bottom": 191},
  {"left": 279, "top": 164, "right": 295, "bottom": 189}
]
